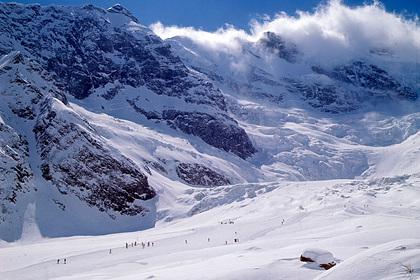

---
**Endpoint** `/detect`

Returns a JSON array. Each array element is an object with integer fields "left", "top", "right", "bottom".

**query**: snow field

[{"left": 1, "top": 176, "right": 419, "bottom": 279}]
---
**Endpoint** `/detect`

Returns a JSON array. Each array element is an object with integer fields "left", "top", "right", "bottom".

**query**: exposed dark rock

[
  {"left": 0, "top": 3, "right": 227, "bottom": 111},
  {"left": 127, "top": 99, "right": 256, "bottom": 159},
  {"left": 11, "top": 106, "right": 35, "bottom": 120},
  {"left": 144, "top": 159, "right": 167, "bottom": 174},
  {"left": 300, "top": 255, "right": 315, "bottom": 262},
  {"left": 259, "top": 32, "right": 300, "bottom": 63},
  {"left": 40, "top": 163, "right": 52, "bottom": 181},
  {"left": 176, "top": 163, "right": 231, "bottom": 187},
  {"left": 319, "top": 263, "right": 336, "bottom": 270},
  {"left": 34, "top": 98, "right": 156, "bottom": 217},
  {"left": 0, "top": 121, "right": 32, "bottom": 223},
  {"left": 312, "top": 61, "right": 417, "bottom": 100},
  {"left": 162, "top": 110, "right": 256, "bottom": 159},
  {"left": 101, "top": 84, "right": 124, "bottom": 100},
  {"left": 285, "top": 79, "right": 358, "bottom": 113}
]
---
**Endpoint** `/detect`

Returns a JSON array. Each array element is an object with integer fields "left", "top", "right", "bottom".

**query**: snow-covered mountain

[
  {"left": 0, "top": 0, "right": 419, "bottom": 263},
  {"left": 0, "top": 2, "right": 262, "bottom": 241},
  {"left": 0, "top": 2, "right": 420, "bottom": 279}
]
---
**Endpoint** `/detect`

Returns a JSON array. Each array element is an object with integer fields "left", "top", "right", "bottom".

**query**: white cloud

[
  {"left": 150, "top": 0, "right": 420, "bottom": 63},
  {"left": 150, "top": 22, "right": 251, "bottom": 53}
]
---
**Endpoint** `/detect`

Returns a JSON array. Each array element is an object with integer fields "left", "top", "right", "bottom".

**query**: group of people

[
  {"left": 55, "top": 240, "right": 157, "bottom": 264},
  {"left": 56, "top": 258, "right": 67, "bottom": 264},
  {"left": 54, "top": 220, "right": 252, "bottom": 265},
  {"left": 125, "top": 241, "right": 154, "bottom": 249},
  {"left": 184, "top": 229, "right": 240, "bottom": 246}
]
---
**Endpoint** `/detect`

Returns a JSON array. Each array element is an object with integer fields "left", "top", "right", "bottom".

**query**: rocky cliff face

[
  {"left": 258, "top": 32, "right": 300, "bottom": 63},
  {"left": 0, "top": 3, "right": 255, "bottom": 160},
  {"left": 0, "top": 49, "right": 156, "bottom": 241},
  {"left": 34, "top": 98, "right": 155, "bottom": 216},
  {"left": 176, "top": 163, "right": 231, "bottom": 187},
  {"left": 0, "top": 118, "right": 33, "bottom": 237},
  {"left": 312, "top": 61, "right": 417, "bottom": 101}
]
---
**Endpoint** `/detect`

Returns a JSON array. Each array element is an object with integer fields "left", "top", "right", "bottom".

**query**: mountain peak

[
  {"left": 107, "top": 4, "right": 138, "bottom": 23},
  {"left": 258, "top": 31, "right": 300, "bottom": 63}
]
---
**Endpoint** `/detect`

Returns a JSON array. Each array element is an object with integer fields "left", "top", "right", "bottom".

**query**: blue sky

[{"left": 2, "top": 0, "right": 419, "bottom": 30}]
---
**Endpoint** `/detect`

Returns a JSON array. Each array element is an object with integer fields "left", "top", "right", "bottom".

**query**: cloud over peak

[{"left": 150, "top": 0, "right": 419, "bottom": 63}]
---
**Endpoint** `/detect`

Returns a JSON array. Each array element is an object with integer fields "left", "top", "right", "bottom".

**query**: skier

[
  {"left": 208, "top": 238, "right": 210, "bottom": 242},
  {"left": 126, "top": 243, "right": 128, "bottom": 249},
  {"left": 57, "top": 259, "right": 60, "bottom": 264},
  {"left": 134, "top": 241, "right": 137, "bottom": 246},
  {"left": 109, "top": 249, "right": 112, "bottom": 254},
  {"left": 185, "top": 239, "right": 188, "bottom": 244},
  {"left": 64, "top": 258, "right": 67, "bottom": 264},
  {"left": 147, "top": 241, "right": 150, "bottom": 247},
  {"left": 152, "top": 242, "right": 154, "bottom": 247}
]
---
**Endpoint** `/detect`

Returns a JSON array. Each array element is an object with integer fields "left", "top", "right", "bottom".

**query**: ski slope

[{"left": 1, "top": 175, "right": 419, "bottom": 280}]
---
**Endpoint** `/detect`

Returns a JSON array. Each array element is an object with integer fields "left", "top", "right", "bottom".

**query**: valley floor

[{"left": 1, "top": 177, "right": 420, "bottom": 280}]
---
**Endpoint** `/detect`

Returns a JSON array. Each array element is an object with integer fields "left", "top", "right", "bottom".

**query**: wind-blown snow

[{"left": 151, "top": 0, "right": 420, "bottom": 63}]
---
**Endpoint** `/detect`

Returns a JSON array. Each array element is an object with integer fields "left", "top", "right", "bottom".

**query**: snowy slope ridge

[{"left": 0, "top": 3, "right": 419, "bottom": 278}]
